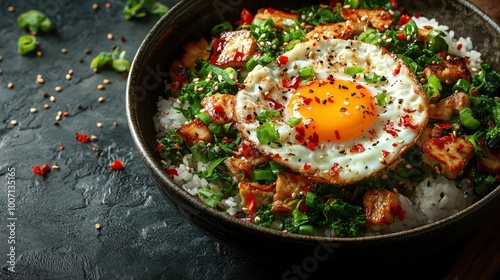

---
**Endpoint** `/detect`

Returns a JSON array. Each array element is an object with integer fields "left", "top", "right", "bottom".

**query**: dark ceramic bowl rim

[{"left": 126, "top": 0, "right": 500, "bottom": 243}]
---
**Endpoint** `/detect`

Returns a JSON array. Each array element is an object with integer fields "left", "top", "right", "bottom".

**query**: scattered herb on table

[
  {"left": 17, "top": 35, "right": 37, "bottom": 55},
  {"left": 17, "top": 10, "right": 53, "bottom": 34},
  {"left": 123, "top": 0, "right": 169, "bottom": 20},
  {"left": 90, "top": 47, "right": 131, "bottom": 72}
]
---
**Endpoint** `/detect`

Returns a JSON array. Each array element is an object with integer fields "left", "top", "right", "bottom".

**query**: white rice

[{"left": 154, "top": 16, "right": 481, "bottom": 236}]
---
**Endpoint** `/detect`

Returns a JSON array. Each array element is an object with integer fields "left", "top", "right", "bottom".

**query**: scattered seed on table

[
  {"left": 50, "top": 96, "right": 56, "bottom": 102},
  {"left": 97, "top": 84, "right": 105, "bottom": 90},
  {"left": 7, "top": 6, "right": 15, "bottom": 12},
  {"left": 105, "top": 2, "right": 111, "bottom": 9},
  {"left": 63, "top": 111, "right": 69, "bottom": 117},
  {"left": 0, "top": 55, "right": 3, "bottom": 62},
  {"left": 92, "top": 3, "right": 99, "bottom": 10},
  {"left": 85, "top": 48, "right": 92, "bottom": 55},
  {"left": 55, "top": 115, "right": 61, "bottom": 121},
  {"left": 107, "top": 33, "right": 114, "bottom": 40},
  {"left": 52, "top": 163, "right": 59, "bottom": 170},
  {"left": 37, "top": 75, "right": 45, "bottom": 84},
  {"left": 44, "top": 104, "right": 50, "bottom": 109},
  {"left": 61, "top": 48, "right": 68, "bottom": 54},
  {"left": 54, "top": 121, "right": 59, "bottom": 126},
  {"left": 36, "top": 51, "right": 43, "bottom": 57},
  {"left": 66, "top": 74, "right": 72, "bottom": 80},
  {"left": 55, "top": 86, "right": 62, "bottom": 92},
  {"left": 0, "top": 68, "right": 3, "bottom": 75},
  {"left": 97, "top": 122, "right": 103, "bottom": 128},
  {"left": 93, "top": 68, "right": 99, "bottom": 73},
  {"left": 95, "top": 223, "right": 101, "bottom": 230},
  {"left": 68, "top": 69, "right": 74, "bottom": 75},
  {"left": 119, "top": 37, "right": 126, "bottom": 43},
  {"left": 10, "top": 120, "right": 17, "bottom": 126},
  {"left": 113, "top": 122, "right": 117, "bottom": 127},
  {"left": 7, "top": 82, "right": 14, "bottom": 89},
  {"left": 30, "top": 108, "right": 38, "bottom": 113},
  {"left": 103, "top": 78, "right": 110, "bottom": 84},
  {"left": 98, "top": 97, "right": 105, "bottom": 103},
  {"left": 42, "top": 92, "right": 49, "bottom": 98},
  {"left": 91, "top": 135, "right": 98, "bottom": 142},
  {"left": 59, "top": 144, "right": 64, "bottom": 150}
]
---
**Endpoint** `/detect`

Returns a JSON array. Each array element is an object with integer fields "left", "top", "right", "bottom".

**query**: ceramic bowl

[{"left": 126, "top": 0, "right": 500, "bottom": 267}]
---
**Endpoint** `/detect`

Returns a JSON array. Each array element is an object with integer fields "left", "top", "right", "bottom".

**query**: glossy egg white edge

[{"left": 235, "top": 38, "right": 429, "bottom": 185}]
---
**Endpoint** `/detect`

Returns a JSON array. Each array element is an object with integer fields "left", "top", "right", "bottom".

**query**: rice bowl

[{"left": 127, "top": 0, "right": 500, "bottom": 264}]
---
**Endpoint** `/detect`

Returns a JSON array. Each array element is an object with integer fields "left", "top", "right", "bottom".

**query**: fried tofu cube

[
  {"left": 176, "top": 119, "right": 214, "bottom": 147},
  {"left": 224, "top": 142, "right": 270, "bottom": 182},
  {"left": 422, "top": 136, "right": 474, "bottom": 179},
  {"left": 200, "top": 93, "right": 235, "bottom": 125},
  {"left": 363, "top": 189, "right": 404, "bottom": 226},
  {"left": 181, "top": 37, "right": 211, "bottom": 69},
  {"left": 213, "top": 29, "right": 256, "bottom": 69},
  {"left": 271, "top": 172, "right": 314, "bottom": 214},
  {"left": 428, "top": 92, "right": 470, "bottom": 120}
]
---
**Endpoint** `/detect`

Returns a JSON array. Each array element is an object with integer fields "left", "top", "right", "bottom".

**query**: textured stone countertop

[{"left": 0, "top": 1, "right": 498, "bottom": 279}]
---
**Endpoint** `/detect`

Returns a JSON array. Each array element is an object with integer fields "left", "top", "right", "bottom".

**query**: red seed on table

[{"left": 110, "top": 159, "right": 125, "bottom": 170}]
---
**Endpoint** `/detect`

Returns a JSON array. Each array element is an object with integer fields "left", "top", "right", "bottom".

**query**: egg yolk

[{"left": 287, "top": 79, "right": 377, "bottom": 143}]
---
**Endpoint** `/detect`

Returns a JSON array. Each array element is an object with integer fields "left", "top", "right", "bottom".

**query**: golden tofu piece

[
  {"left": 271, "top": 172, "right": 314, "bottom": 214},
  {"left": 363, "top": 189, "right": 403, "bottom": 226},
  {"left": 422, "top": 136, "right": 474, "bottom": 179},
  {"left": 200, "top": 93, "right": 235, "bottom": 125},
  {"left": 254, "top": 8, "right": 298, "bottom": 29},
  {"left": 176, "top": 119, "right": 213, "bottom": 147},
  {"left": 213, "top": 29, "right": 256, "bottom": 69}
]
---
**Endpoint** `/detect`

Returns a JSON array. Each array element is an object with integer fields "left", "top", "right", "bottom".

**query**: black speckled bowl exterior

[{"left": 127, "top": 0, "right": 500, "bottom": 266}]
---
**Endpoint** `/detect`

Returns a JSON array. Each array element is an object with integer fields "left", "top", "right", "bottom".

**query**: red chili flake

[
  {"left": 242, "top": 167, "right": 253, "bottom": 180},
  {"left": 436, "top": 122, "right": 452, "bottom": 130},
  {"left": 236, "top": 8, "right": 254, "bottom": 25},
  {"left": 334, "top": 130, "right": 341, "bottom": 140},
  {"left": 303, "top": 163, "right": 312, "bottom": 170},
  {"left": 155, "top": 142, "right": 165, "bottom": 151},
  {"left": 165, "top": 168, "right": 178, "bottom": 176},
  {"left": 237, "top": 83, "right": 245, "bottom": 90},
  {"left": 393, "top": 64, "right": 402, "bottom": 75},
  {"left": 397, "top": 33, "right": 405, "bottom": 41},
  {"left": 76, "top": 132, "right": 90, "bottom": 143},
  {"left": 384, "top": 121, "right": 399, "bottom": 137},
  {"left": 247, "top": 191, "right": 256, "bottom": 217},
  {"left": 110, "top": 159, "right": 125, "bottom": 171},
  {"left": 306, "top": 132, "right": 319, "bottom": 150},
  {"left": 331, "top": 163, "right": 341, "bottom": 177},
  {"left": 400, "top": 115, "right": 419, "bottom": 130},
  {"left": 381, "top": 150, "right": 390, "bottom": 158},
  {"left": 273, "top": 153, "right": 282, "bottom": 159},
  {"left": 392, "top": 143, "right": 398, "bottom": 147},
  {"left": 314, "top": 96, "right": 321, "bottom": 104},
  {"left": 241, "top": 143, "right": 252, "bottom": 158},
  {"left": 431, "top": 135, "right": 454, "bottom": 149},
  {"left": 295, "top": 126, "right": 306, "bottom": 144},
  {"left": 301, "top": 96, "right": 313, "bottom": 106},
  {"left": 349, "top": 144, "right": 365, "bottom": 154},
  {"left": 312, "top": 42, "right": 317, "bottom": 47},
  {"left": 282, "top": 75, "right": 301, "bottom": 89},
  {"left": 390, "top": 203, "right": 405, "bottom": 221},
  {"left": 397, "top": 14, "right": 410, "bottom": 26},
  {"left": 246, "top": 114, "right": 253, "bottom": 121},
  {"left": 457, "top": 44, "right": 463, "bottom": 51},
  {"left": 263, "top": 96, "right": 283, "bottom": 109},
  {"left": 278, "top": 55, "right": 289, "bottom": 65},
  {"left": 32, "top": 164, "right": 51, "bottom": 177},
  {"left": 209, "top": 38, "right": 222, "bottom": 64},
  {"left": 413, "top": 12, "right": 421, "bottom": 18}
]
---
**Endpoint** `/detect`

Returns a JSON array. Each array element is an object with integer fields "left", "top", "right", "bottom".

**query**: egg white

[{"left": 234, "top": 38, "right": 428, "bottom": 185}]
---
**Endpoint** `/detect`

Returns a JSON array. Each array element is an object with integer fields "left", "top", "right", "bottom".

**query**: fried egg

[{"left": 234, "top": 38, "right": 429, "bottom": 185}]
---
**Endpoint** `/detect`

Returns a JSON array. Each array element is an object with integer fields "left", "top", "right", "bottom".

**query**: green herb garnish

[
  {"left": 17, "top": 35, "right": 37, "bottom": 55},
  {"left": 123, "top": 0, "right": 169, "bottom": 20},
  {"left": 90, "top": 47, "right": 131, "bottom": 72},
  {"left": 17, "top": 10, "right": 52, "bottom": 34}
]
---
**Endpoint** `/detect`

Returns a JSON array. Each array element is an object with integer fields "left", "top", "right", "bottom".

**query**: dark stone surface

[{"left": 0, "top": 1, "right": 492, "bottom": 279}]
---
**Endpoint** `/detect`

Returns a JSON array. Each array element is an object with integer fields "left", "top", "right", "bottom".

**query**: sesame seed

[
  {"left": 44, "top": 104, "right": 50, "bottom": 109},
  {"left": 36, "top": 51, "right": 43, "bottom": 57},
  {"left": 10, "top": 120, "right": 17, "bottom": 126},
  {"left": 30, "top": 108, "right": 38, "bottom": 113},
  {"left": 95, "top": 223, "right": 101, "bottom": 230},
  {"left": 103, "top": 78, "right": 110, "bottom": 84},
  {"left": 97, "top": 84, "right": 105, "bottom": 90},
  {"left": 97, "top": 122, "right": 103, "bottom": 128},
  {"left": 105, "top": 2, "right": 111, "bottom": 9},
  {"left": 107, "top": 33, "right": 114, "bottom": 40},
  {"left": 92, "top": 3, "right": 99, "bottom": 10},
  {"left": 59, "top": 145, "right": 64, "bottom": 150},
  {"left": 8, "top": 6, "right": 15, "bottom": 12},
  {"left": 61, "top": 48, "right": 68, "bottom": 54},
  {"left": 66, "top": 74, "right": 72, "bottom": 80},
  {"left": 98, "top": 97, "right": 105, "bottom": 103},
  {"left": 68, "top": 69, "right": 74, "bottom": 75},
  {"left": 37, "top": 75, "right": 45, "bottom": 84},
  {"left": 91, "top": 135, "right": 98, "bottom": 141},
  {"left": 113, "top": 122, "right": 117, "bottom": 127},
  {"left": 50, "top": 96, "right": 56, "bottom": 102},
  {"left": 85, "top": 48, "right": 92, "bottom": 54},
  {"left": 7, "top": 82, "right": 14, "bottom": 89},
  {"left": 52, "top": 163, "right": 59, "bottom": 170},
  {"left": 63, "top": 111, "right": 69, "bottom": 117},
  {"left": 55, "top": 86, "right": 62, "bottom": 92},
  {"left": 55, "top": 115, "right": 61, "bottom": 121},
  {"left": 0, "top": 55, "right": 3, "bottom": 62}
]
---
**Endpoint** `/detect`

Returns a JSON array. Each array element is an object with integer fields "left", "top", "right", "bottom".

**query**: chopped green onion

[
  {"left": 206, "top": 157, "right": 227, "bottom": 177},
  {"left": 17, "top": 10, "right": 52, "bottom": 34},
  {"left": 257, "top": 110, "right": 281, "bottom": 122},
  {"left": 423, "top": 74, "right": 442, "bottom": 103},
  {"left": 376, "top": 92, "right": 389, "bottom": 106},
  {"left": 17, "top": 35, "right": 37, "bottom": 55},
  {"left": 292, "top": 200, "right": 308, "bottom": 227},
  {"left": 252, "top": 169, "right": 277, "bottom": 184},
  {"left": 364, "top": 72, "right": 383, "bottom": 83},
  {"left": 453, "top": 79, "right": 471, "bottom": 93},
  {"left": 425, "top": 29, "right": 448, "bottom": 53},
  {"left": 346, "top": 66, "right": 364, "bottom": 75},
  {"left": 459, "top": 107, "right": 480, "bottom": 130},
  {"left": 256, "top": 120, "right": 280, "bottom": 144},
  {"left": 403, "top": 20, "right": 418, "bottom": 40},
  {"left": 211, "top": 20, "right": 233, "bottom": 34},
  {"left": 298, "top": 66, "right": 315, "bottom": 79},
  {"left": 287, "top": 117, "right": 302, "bottom": 127},
  {"left": 198, "top": 187, "right": 223, "bottom": 208}
]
